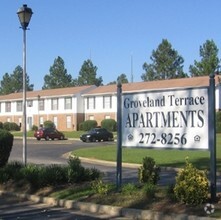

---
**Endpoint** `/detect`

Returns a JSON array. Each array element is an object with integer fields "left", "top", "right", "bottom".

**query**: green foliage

[
  {"left": 174, "top": 159, "right": 209, "bottom": 205},
  {"left": 0, "top": 65, "right": 33, "bottom": 95},
  {"left": 39, "top": 165, "right": 67, "bottom": 187},
  {"left": 138, "top": 157, "right": 161, "bottom": 185},
  {"left": 91, "top": 179, "right": 110, "bottom": 195},
  {"left": 141, "top": 39, "right": 187, "bottom": 81},
  {"left": 166, "top": 184, "right": 177, "bottom": 201},
  {"left": 32, "top": 125, "right": 38, "bottom": 131},
  {"left": 67, "top": 157, "right": 101, "bottom": 183},
  {"left": 67, "top": 157, "right": 85, "bottom": 183},
  {"left": 0, "top": 157, "right": 101, "bottom": 190},
  {"left": 3, "top": 122, "right": 20, "bottom": 131},
  {"left": 43, "top": 120, "right": 55, "bottom": 128},
  {"left": 42, "top": 56, "right": 74, "bottom": 89},
  {"left": 81, "top": 120, "right": 97, "bottom": 131},
  {"left": 101, "top": 119, "right": 117, "bottom": 132},
  {"left": 0, "top": 129, "right": 13, "bottom": 168},
  {"left": 142, "top": 183, "right": 156, "bottom": 198},
  {"left": 0, "top": 122, "right": 3, "bottom": 129},
  {"left": 122, "top": 183, "right": 138, "bottom": 195},
  {"left": 107, "top": 73, "right": 129, "bottom": 85},
  {"left": 0, "top": 161, "right": 24, "bottom": 183},
  {"left": 216, "top": 111, "right": 221, "bottom": 133},
  {"left": 189, "top": 40, "right": 220, "bottom": 77},
  {"left": 76, "top": 59, "right": 103, "bottom": 86},
  {"left": 21, "top": 164, "right": 41, "bottom": 189}
]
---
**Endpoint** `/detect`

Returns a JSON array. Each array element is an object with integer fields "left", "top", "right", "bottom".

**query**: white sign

[{"left": 122, "top": 87, "right": 209, "bottom": 149}]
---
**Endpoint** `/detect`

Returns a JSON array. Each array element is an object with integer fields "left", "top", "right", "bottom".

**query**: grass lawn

[
  {"left": 11, "top": 130, "right": 221, "bottom": 171},
  {"left": 72, "top": 134, "right": 221, "bottom": 171}
]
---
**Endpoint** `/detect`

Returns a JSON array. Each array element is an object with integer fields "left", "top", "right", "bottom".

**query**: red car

[{"left": 34, "top": 127, "right": 65, "bottom": 141}]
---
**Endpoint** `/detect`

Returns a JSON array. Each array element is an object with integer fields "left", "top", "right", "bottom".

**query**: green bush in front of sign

[
  {"left": 0, "top": 129, "right": 13, "bottom": 168},
  {"left": 216, "top": 111, "right": 221, "bottom": 133},
  {"left": 174, "top": 158, "right": 209, "bottom": 205},
  {"left": 101, "top": 119, "right": 117, "bottom": 131},
  {"left": 138, "top": 157, "right": 161, "bottom": 185}
]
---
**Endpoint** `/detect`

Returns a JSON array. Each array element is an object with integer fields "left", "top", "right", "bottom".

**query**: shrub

[
  {"left": 78, "top": 122, "right": 83, "bottom": 131},
  {"left": 3, "top": 122, "right": 20, "bottom": 131},
  {"left": 138, "top": 157, "right": 160, "bottom": 185},
  {"left": 91, "top": 179, "right": 110, "bottom": 195},
  {"left": 32, "top": 125, "right": 38, "bottom": 131},
  {"left": 101, "top": 119, "right": 117, "bottom": 132},
  {"left": 0, "top": 129, "right": 14, "bottom": 168},
  {"left": 143, "top": 183, "right": 156, "bottom": 198},
  {"left": 81, "top": 120, "right": 97, "bottom": 131},
  {"left": 0, "top": 161, "right": 24, "bottom": 183},
  {"left": 166, "top": 184, "right": 177, "bottom": 201},
  {"left": 174, "top": 158, "right": 209, "bottom": 205},
  {"left": 39, "top": 165, "right": 67, "bottom": 187},
  {"left": 216, "top": 111, "right": 221, "bottom": 133},
  {"left": 21, "top": 164, "right": 41, "bottom": 189},
  {"left": 122, "top": 183, "right": 138, "bottom": 195},
  {"left": 0, "top": 122, "right": 3, "bottom": 129},
  {"left": 67, "top": 157, "right": 87, "bottom": 183},
  {"left": 43, "top": 120, "right": 55, "bottom": 128}
]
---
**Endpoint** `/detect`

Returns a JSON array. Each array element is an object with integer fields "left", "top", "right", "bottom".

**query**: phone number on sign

[{"left": 139, "top": 133, "right": 187, "bottom": 145}]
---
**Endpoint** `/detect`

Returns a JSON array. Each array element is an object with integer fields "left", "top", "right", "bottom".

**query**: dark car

[
  {"left": 34, "top": 127, "right": 65, "bottom": 141},
  {"left": 80, "top": 128, "right": 114, "bottom": 142}
]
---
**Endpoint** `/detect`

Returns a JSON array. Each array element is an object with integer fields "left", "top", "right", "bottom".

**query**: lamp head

[{"left": 17, "top": 4, "right": 33, "bottom": 30}]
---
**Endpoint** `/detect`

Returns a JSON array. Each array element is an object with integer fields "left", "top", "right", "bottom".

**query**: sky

[{"left": 1, "top": 0, "right": 221, "bottom": 90}]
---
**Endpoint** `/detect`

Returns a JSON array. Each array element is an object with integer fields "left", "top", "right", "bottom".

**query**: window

[
  {"left": 39, "top": 99, "right": 44, "bottom": 111},
  {"left": 39, "top": 117, "right": 44, "bottom": 126},
  {"left": 89, "top": 115, "right": 94, "bottom": 120},
  {"left": 51, "top": 98, "right": 58, "bottom": 110},
  {"left": 5, "top": 102, "right": 11, "bottom": 112},
  {"left": 27, "top": 100, "right": 33, "bottom": 107},
  {"left": 65, "top": 97, "right": 72, "bottom": 110},
  {"left": 16, "top": 101, "right": 22, "bottom": 112},
  {"left": 87, "top": 97, "right": 95, "bottom": 109},
  {"left": 66, "top": 115, "right": 72, "bottom": 128},
  {"left": 105, "top": 115, "right": 111, "bottom": 119},
  {"left": 103, "top": 96, "right": 112, "bottom": 109}
]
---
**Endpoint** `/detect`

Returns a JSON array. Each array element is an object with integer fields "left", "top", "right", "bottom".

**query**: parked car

[
  {"left": 34, "top": 127, "right": 65, "bottom": 141},
  {"left": 80, "top": 128, "right": 114, "bottom": 142}
]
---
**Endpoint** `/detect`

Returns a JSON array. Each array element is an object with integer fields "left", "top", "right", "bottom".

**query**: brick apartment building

[{"left": 0, "top": 76, "right": 220, "bottom": 131}]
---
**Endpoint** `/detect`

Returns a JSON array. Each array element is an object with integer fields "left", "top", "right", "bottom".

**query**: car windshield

[{"left": 88, "top": 128, "right": 100, "bottom": 133}]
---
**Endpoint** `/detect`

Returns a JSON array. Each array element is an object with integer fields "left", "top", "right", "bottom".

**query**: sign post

[
  {"left": 116, "top": 80, "right": 122, "bottom": 191},
  {"left": 209, "top": 74, "right": 217, "bottom": 202}
]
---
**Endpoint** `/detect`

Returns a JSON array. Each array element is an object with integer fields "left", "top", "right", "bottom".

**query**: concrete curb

[
  {"left": 0, "top": 191, "right": 219, "bottom": 220},
  {"left": 78, "top": 156, "right": 181, "bottom": 172}
]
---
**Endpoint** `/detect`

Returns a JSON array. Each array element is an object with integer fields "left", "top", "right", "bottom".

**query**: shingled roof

[
  {"left": 0, "top": 85, "right": 96, "bottom": 101},
  {"left": 82, "top": 75, "right": 221, "bottom": 96}
]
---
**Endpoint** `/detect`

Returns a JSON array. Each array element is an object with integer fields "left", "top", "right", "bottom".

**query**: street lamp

[{"left": 17, "top": 4, "right": 33, "bottom": 165}]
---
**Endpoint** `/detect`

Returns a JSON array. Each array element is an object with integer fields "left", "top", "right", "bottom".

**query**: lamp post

[{"left": 17, "top": 4, "right": 33, "bottom": 165}]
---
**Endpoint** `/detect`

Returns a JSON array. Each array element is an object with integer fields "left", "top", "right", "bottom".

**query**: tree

[
  {"left": 0, "top": 65, "right": 33, "bottom": 95},
  {"left": 189, "top": 40, "right": 220, "bottom": 76},
  {"left": 42, "top": 56, "right": 74, "bottom": 89},
  {"left": 141, "top": 39, "right": 187, "bottom": 81},
  {"left": 76, "top": 59, "right": 103, "bottom": 86},
  {"left": 107, "top": 73, "right": 129, "bottom": 85}
]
